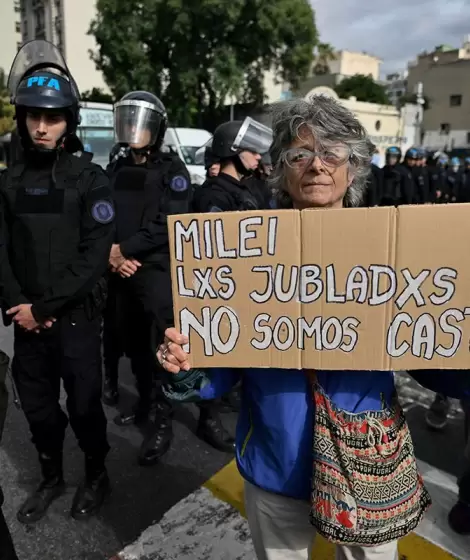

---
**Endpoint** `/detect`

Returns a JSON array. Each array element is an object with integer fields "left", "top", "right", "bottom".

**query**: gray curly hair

[{"left": 268, "top": 95, "right": 375, "bottom": 208}]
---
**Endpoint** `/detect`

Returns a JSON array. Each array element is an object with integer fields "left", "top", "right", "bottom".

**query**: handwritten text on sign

[{"left": 168, "top": 207, "right": 470, "bottom": 370}]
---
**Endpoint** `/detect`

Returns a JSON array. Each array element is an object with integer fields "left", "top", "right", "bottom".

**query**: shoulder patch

[
  {"left": 91, "top": 200, "right": 114, "bottom": 224},
  {"left": 170, "top": 175, "right": 189, "bottom": 192},
  {"left": 209, "top": 205, "right": 223, "bottom": 213}
]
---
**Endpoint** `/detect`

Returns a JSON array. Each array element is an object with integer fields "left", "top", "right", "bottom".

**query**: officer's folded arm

[
  {"left": 119, "top": 212, "right": 170, "bottom": 259},
  {"left": 31, "top": 173, "right": 115, "bottom": 321}
]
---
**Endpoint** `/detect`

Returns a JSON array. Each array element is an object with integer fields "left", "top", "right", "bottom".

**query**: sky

[{"left": 310, "top": 0, "right": 470, "bottom": 76}]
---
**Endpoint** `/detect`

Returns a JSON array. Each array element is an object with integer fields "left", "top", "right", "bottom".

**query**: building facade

[
  {"left": 303, "top": 86, "right": 419, "bottom": 166},
  {"left": 19, "top": 0, "right": 108, "bottom": 93},
  {"left": 296, "top": 49, "right": 383, "bottom": 98},
  {"left": 0, "top": 1, "right": 22, "bottom": 79},
  {"left": 383, "top": 71, "right": 408, "bottom": 107},
  {"left": 407, "top": 38, "right": 470, "bottom": 150}
]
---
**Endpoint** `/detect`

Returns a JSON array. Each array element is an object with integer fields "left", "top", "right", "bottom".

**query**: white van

[
  {"left": 77, "top": 102, "right": 115, "bottom": 169},
  {"left": 163, "top": 127, "right": 212, "bottom": 185}
]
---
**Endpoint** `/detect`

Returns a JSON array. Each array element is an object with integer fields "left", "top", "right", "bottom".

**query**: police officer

[
  {"left": 446, "top": 157, "right": 463, "bottom": 203},
  {"left": 381, "top": 146, "right": 402, "bottom": 206},
  {"left": 398, "top": 148, "right": 419, "bottom": 205},
  {"left": 204, "top": 145, "right": 221, "bottom": 178},
  {"left": 193, "top": 117, "right": 273, "bottom": 212},
  {"left": 190, "top": 118, "right": 272, "bottom": 451},
  {"left": 0, "top": 40, "right": 113, "bottom": 523},
  {"left": 411, "top": 148, "right": 431, "bottom": 204},
  {"left": 104, "top": 90, "right": 192, "bottom": 465}
]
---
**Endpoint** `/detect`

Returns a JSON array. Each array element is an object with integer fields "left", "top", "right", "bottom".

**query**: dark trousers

[
  {"left": 103, "top": 276, "right": 156, "bottom": 404},
  {"left": 12, "top": 309, "right": 109, "bottom": 459},
  {"left": 102, "top": 276, "right": 125, "bottom": 377},
  {"left": 0, "top": 489, "right": 18, "bottom": 560}
]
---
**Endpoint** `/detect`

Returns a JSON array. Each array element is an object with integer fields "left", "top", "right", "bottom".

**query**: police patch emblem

[
  {"left": 91, "top": 200, "right": 114, "bottom": 224},
  {"left": 209, "top": 206, "right": 223, "bottom": 213},
  {"left": 170, "top": 175, "right": 189, "bottom": 192}
]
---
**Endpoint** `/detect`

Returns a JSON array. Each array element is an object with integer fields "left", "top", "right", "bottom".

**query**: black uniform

[
  {"left": 411, "top": 166, "right": 431, "bottom": 204},
  {"left": 365, "top": 164, "right": 383, "bottom": 207},
  {"left": 396, "top": 164, "right": 415, "bottom": 205},
  {"left": 381, "top": 164, "right": 402, "bottom": 206},
  {"left": 0, "top": 153, "right": 112, "bottom": 458},
  {"left": 2, "top": 37, "right": 112, "bottom": 525},
  {"left": 106, "top": 150, "right": 191, "bottom": 401},
  {"left": 194, "top": 172, "right": 268, "bottom": 212}
]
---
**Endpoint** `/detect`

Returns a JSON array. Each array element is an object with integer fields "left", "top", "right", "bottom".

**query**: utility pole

[{"left": 415, "top": 82, "right": 425, "bottom": 145}]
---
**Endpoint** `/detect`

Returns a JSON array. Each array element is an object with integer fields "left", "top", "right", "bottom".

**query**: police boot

[
  {"left": 71, "top": 455, "right": 110, "bottom": 520},
  {"left": 17, "top": 452, "right": 65, "bottom": 524},
  {"left": 114, "top": 398, "right": 151, "bottom": 427},
  {"left": 102, "top": 368, "right": 119, "bottom": 407},
  {"left": 138, "top": 401, "right": 173, "bottom": 466},
  {"left": 197, "top": 406, "right": 235, "bottom": 453}
]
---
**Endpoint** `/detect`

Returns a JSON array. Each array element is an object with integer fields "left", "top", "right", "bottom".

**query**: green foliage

[
  {"left": 312, "top": 42, "right": 336, "bottom": 75},
  {"left": 81, "top": 87, "right": 114, "bottom": 104},
  {"left": 334, "top": 74, "right": 390, "bottom": 105},
  {"left": 89, "top": 0, "right": 318, "bottom": 125},
  {"left": 0, "top": 68, "right": 15, "bottom": 137}
]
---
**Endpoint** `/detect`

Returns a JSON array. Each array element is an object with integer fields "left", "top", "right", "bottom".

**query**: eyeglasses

[{"left": 282, "top": 146, "right": 350, "bottom": 169}]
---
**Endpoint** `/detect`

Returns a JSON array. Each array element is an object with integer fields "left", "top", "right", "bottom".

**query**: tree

[
  {"left": 0, "top": 68, "right": 15, "bottom": 137},
  {"left": 81, "top": 87, "right": 114, "bottom": 104},
  {"left": 398, "top": 92, "right": 430, "bottom": 111},
  {"left": 312, "top": 42, "right": 336, "bottom": 75},
  {"left": 89, "top": 0, "right": 318, "bottom": 126},
  {"left": 334, "top": 74, "right": 389, "bottom": 105}
]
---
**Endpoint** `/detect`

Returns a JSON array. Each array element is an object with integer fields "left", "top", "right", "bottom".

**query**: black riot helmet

[
  {"left": 7, "top": 40, "right": 81, "bottom": 152},
  {"left": 212, "top": 117, "right": 273, "bottom": 160},
  {"left": 212, "top": 117, "right": 273, "bottom": 177},
  {"left": 114, "top": 91, "right": 168, "bottom": 154}
]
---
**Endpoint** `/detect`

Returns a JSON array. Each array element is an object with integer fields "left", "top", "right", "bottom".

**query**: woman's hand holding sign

[{"left": 157, "top": 328, "right": 191, "bottom": 374}]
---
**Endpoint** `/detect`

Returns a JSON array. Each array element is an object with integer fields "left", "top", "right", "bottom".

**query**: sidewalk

[{"left": 110, "top": 460, "right": 466, "bottom": 560}]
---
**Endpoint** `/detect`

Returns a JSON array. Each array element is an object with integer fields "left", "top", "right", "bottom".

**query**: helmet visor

[
  {"left": 8, "top": 39, "right": 79, "bottom": 101},
  {"left": 232, "top": 117, "right": 273, "bottom": 155},
  {"left": 114, "top": 100, "right": 162, "bottom": 147},
  {"left": 194, "top": 138, "right": 213, "bottom": 165}
]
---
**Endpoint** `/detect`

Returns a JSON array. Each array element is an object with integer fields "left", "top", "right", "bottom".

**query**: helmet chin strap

[
  {"left": 130, "top": 146, "right": 150, "bottom": 157},
  {"left": 233, "top": 154, "right": 253, "bottom": 178}
]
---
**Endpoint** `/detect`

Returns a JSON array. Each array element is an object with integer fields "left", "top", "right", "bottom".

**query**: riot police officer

[
  {"left": 446, "top": 157, "right": 463, "bottom": 203},
  {"left": 190, "top": 118, "right": 272, "bottom": 451},
  {"left": 104, "top": 90, "right": 191, "bottom": 465},
  {"left": 381, "top": 146, "right": 402, "bottom": 206},
  {"left": 411, "top": 148, "right": 431, "bottom": 204},
  {"left": 0, "top": 40, "right": 113, "bottom": 523},
  {"left": 193, "top": 117, "right": 273, "bottom": 212}
]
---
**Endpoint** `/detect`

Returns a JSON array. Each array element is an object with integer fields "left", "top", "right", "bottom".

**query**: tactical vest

[
  {"left": 1, "top": 154, "right": 91, "bottom": 299},
  {"left": 111, "top": 154, "right": 191, "bottom": 244},
  {"left": 382, "top": 165, "right": 401, "bottom": 205},
  {"left": 208, "top": 178, "right": 260, "bottom": 211}
]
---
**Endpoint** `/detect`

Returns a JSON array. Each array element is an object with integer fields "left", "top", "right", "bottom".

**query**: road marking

[{"left": 204, "top": 460, "right": 464, "bottom": 560}]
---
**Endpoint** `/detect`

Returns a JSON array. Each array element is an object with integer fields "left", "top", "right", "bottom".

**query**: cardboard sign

[{"left": 169, "top": 205, "right": 470, "bottom": 370}]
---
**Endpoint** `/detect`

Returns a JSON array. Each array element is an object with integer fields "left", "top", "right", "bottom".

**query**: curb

[{"left": 109, "top": 460, "right": 463, "bottom": 560}]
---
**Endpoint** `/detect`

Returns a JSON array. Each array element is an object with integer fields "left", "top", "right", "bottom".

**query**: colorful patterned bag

[{"left": 309, "top": 378, "right": 432, "bottom": 546}]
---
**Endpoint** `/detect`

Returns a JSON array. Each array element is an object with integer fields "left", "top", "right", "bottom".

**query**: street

[
  {"left": 1, "top": 321, "right": 469, "bottom": 559},
  {"left": 0, "top": 323, "right": 236, "bottom": 560}
]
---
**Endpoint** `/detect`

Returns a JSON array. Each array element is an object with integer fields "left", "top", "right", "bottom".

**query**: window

[
  {"left": 375, "top": 120, "right": 381, "bottom": 131},
  {"left": 16, "top": 41, "right": 22, "bottom": 51},
  {"left": 15, "top": 21, "right": 21, "bottom": 33},
  {"left": 450, "top": 94, "right": 462, "bottom": 107},
  {"left": 467, "top": 132, "right": 470, "bottom": 144},
  {"left": 440, "top": 123, "right": 451, "bottom": 134}
]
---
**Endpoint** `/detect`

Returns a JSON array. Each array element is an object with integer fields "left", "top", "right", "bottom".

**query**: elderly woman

[{"left": 157, "top": 96, "right": 466, "bottom": 560}]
